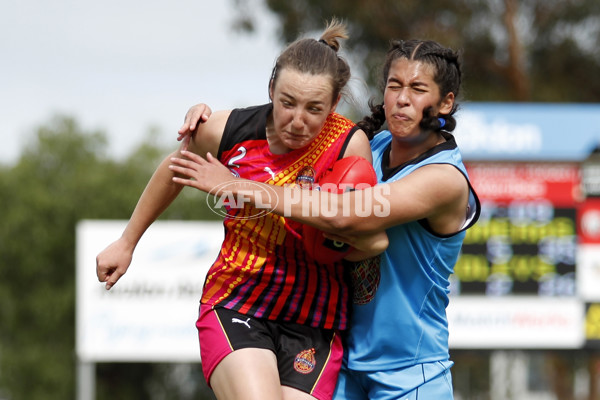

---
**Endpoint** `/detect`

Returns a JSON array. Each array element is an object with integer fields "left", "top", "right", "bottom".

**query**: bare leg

[
  {"left": 282, "top": 385, "right": 319, "bottom": 400},
  {"left": 210, "top": 348, "right": 283, "bottom": 400}
]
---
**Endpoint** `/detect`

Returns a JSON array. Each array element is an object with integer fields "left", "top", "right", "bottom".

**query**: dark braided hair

[{"left": 358, "top": 39, "right": 462, "bottom": 139}]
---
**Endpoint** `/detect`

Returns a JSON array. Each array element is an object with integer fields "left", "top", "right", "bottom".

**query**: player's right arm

[{"left": 96, "top": 109, "right": 230, "bottom": 290}]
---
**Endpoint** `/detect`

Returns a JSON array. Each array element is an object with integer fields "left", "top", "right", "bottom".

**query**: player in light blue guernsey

[
  {"left": 169, "top": 39, "right": 481, "bottom": 399},
  {"left": 332, "top": 39, "right": 481, "bottom": 400},
  {"left": 338, "top": 132, "right": 479, "bottom": 399}
]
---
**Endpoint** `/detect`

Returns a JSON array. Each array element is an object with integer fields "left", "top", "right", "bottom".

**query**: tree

[
  {"left": 0, "top": 116, "right": 108, "bottom": 399},
  {"left": 0, "top": 116, "right": 217, "bottom": 399},
  {"left": 232, "top": 0, "right": 600, "bottom": 103}
]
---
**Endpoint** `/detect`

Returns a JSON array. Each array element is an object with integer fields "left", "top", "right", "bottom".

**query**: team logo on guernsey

[
  {"left": 293, "top": 348, "right": 316, "bottom": 374},
  {"left": 350, "top": 256, "right": 381, "bottom": 304},
  {"left": 295, "top": 166, "right": 316, "bottom": 189}
]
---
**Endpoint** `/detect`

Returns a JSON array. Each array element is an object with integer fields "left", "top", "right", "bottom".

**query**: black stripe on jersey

[
  {"left": 217, "top": 104, "right": 271, "bottom": 159},
  {"left": 248, "top": 256, "right": 284, "bottom": 316},
  {"left": 281, "top": 240, "right": 315, "bottom": 324},
  {"left": 223, "top": 257, "right": 271, "bottom": 315},
  {"left": 338, "top": 125, "right": 361, "bottom": 160}
]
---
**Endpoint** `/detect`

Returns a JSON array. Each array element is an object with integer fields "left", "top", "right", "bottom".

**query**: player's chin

[
  {"left": 388, "top": 121, "right": 413, "bottom": 135},
  {"left": 285, "top": 138, "right": 312, "bottom": 150}
]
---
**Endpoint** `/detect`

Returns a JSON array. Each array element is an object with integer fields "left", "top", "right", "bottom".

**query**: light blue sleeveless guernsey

[{"left": 346, "top": 130, "right": 480, "bottom": 371}]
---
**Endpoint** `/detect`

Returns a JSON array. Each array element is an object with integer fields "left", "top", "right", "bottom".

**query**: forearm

[
  {"left": 343, "top": 230, "right": 389, "bottom": 262},
  {"left": 207, "top": 174, "right": 391, "bottom": 234},
  {"left": 170, "top": 151, "right": 392, "bottom": 234},
  {"left": 121, "top": 152, "right": 184, "bottom": 248},
  {"left": 275, "top": 185, "right": 390, "bottom": 234}
]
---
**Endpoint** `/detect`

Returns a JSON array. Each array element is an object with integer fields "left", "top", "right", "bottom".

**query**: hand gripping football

[{"left": 303, "top": 156, "right": 378, "bottom": 264}]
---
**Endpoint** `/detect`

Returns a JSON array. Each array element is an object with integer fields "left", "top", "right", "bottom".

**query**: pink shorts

[{"left": 196, "top": 304, "right": 344, "bottom": 400}]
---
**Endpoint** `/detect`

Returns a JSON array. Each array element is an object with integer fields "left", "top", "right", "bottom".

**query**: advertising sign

[
  {"left": 455, "top": 103, "right": 600, "bottom": 161},
  {"left": 76, "top": 220, "right": 223, "bottom": 362},
  {"left": 585, "top": 302, "right": 600, "bottom": 348},
  {"left": 448, "top": 297, "right": 584, "bottom": 349}
]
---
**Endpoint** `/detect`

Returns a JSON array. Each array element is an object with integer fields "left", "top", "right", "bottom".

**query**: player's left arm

[{"left": 339, "top": 232, "right": 389, "bottom": 261}]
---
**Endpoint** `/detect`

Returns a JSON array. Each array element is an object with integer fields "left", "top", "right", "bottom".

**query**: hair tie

[
  {"left": 318, "top": 39, "right": 336, "bottom": 52},
  {"left": 438, "top": 117, "right": 446, "bottom": 128}
]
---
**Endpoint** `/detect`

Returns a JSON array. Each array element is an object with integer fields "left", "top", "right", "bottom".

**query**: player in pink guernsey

[
  {"left": 203, "top": 104, "right": 356, "bottom": 331},
  {"left": 97, "top": 20, "right": 386, "bottom": 400}
]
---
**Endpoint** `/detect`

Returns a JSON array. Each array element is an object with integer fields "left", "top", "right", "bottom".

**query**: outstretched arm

[
  {"left": 96, "top": 152, "right": 186, "bottom": 289},
  {"left": 170, "top": 150, "right": 470, "bottom": 237},
  {"left": 96, "top": 110, "right": 229, "bottom": 290}
]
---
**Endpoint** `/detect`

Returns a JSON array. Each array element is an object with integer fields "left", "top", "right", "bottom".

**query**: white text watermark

[{"left": 206, "top": 181, "right": 391, "bottom": 221}]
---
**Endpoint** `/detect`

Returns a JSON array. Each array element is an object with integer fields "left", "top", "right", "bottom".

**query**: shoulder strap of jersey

[
  {"left": 337, "top": 124, "right": 361, "bottom": 160},
  {"left": 217, "top": 103, "right": 272, "bottom": 159}
]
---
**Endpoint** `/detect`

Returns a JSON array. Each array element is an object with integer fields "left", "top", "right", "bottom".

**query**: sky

[{"left": 0, "top": 0, "right": 282, "bottom": 164}]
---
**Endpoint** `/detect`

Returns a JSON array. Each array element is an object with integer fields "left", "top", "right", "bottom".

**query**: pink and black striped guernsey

[{"left": 201, "top": 103, "right": 357, "bottom": 330}]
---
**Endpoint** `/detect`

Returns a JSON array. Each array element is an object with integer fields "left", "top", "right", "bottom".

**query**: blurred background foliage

[
  {"left": 234, "top": 0, "right": 600, "bottom": 103},
  {"left": 0, "top": 116, "right": 217, "bottom": 399},
  {"left": 0, "top": 0, "right": 599, "bottom": 398}
]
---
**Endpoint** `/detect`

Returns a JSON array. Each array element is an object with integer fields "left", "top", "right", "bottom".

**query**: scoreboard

[
  {"left": 443, "top": 103, "right": 600, "bottom": 349},
  {"left": 452, "top": 162, "right": 580, "bottom": 296}
]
